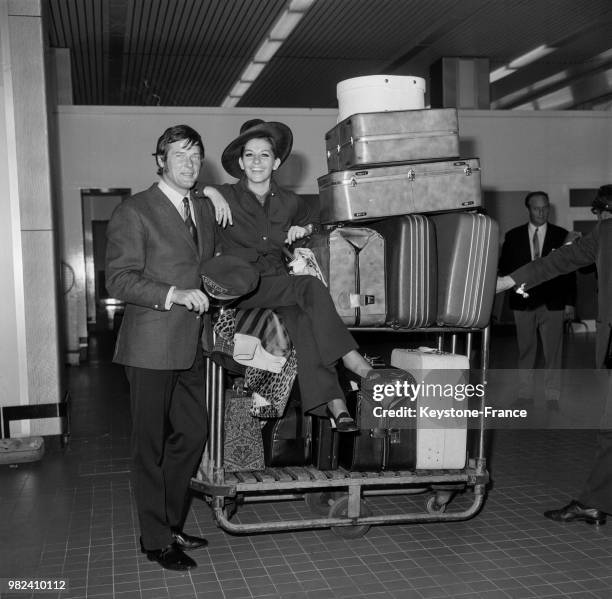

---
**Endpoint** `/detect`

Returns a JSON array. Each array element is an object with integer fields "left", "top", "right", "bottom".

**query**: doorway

[{"left": 81, "top": 189, "right": 130, "bottom": 331}]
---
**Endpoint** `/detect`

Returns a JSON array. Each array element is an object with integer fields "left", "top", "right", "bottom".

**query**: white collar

[
  {"left": 528, "top": 222, "right": 547, "bottom": 236},
  {"left": 158, "top": 179, "right": 190, "bottom": 211}
]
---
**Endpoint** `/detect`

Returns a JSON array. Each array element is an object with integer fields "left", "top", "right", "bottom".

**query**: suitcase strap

[{"left": 340, "top": 129, "right": 459, "bottom": 149}]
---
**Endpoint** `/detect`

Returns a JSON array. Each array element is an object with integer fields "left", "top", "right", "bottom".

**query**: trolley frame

[{"left": 191, "top": 326, "right": 490, "bottom": 536}]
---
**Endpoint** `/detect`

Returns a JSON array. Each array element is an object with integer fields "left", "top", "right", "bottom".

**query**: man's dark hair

[
  {"left": 154, "top": 124, "right": 204, "bottom": 175},
  {"left": 524, "top": 191, "right": 549, "bottom": 208},
  {"left": 592, "top": 184, "right": 612, "bottom": 214}
]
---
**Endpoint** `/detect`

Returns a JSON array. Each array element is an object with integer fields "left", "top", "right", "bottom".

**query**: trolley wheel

[
  {"left": 305, "top": 491, "right": 341, "bottom": 516},
  {"left": 426, "top": 494, "right": 448, "bottom": 514},
  {"left": 329, "top": 495, "right": 371, "bottom": 538}
]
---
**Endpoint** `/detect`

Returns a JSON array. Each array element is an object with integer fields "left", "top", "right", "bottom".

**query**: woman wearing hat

[{"left": 199, "top": 119, "right": 376, "bottom": 432}]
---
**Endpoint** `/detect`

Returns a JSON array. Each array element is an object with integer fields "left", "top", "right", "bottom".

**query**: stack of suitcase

[
  {"left": 308, "top": 102, "right": 499, "bottom": 472},
  {"left": 315, "top": 106, "right": 499, "bottom": 330}
]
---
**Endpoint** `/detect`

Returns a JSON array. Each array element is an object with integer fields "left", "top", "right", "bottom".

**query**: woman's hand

[
  {"left": 285, "top": 224, "right": 312, "bottom": 244},
  {"left": 204, "top": 186, "right": 233, "bottom": 227}
]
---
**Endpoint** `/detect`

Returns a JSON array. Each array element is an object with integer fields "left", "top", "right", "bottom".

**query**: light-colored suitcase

[
  {"left": 317, "top": 159, "right": 481, "bottom": 224},
  {"left": 370, "top": 214, "right": 437, "bottom": 328},
  {"left": 325, "top": 108, "right": 459, "bottom": 172},
  {"left": 431, "top": 212, "right": 499, "bottom": 328},
  {"left": 390, "top": 347, "right": 468, "bottom": 469},
  {"left": 310, "top": 227, "right": 386, "bottom": 326}
]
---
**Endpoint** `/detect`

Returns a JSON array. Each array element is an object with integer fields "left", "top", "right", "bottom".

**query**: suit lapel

[{"left": 152, "top": 185, "right": 199, "bottom": 254}]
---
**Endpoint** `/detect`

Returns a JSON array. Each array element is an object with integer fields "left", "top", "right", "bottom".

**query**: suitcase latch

[
  {"left": 464, "top": 165, "right": 472, "bottom": 176},
  {"left": 349, "top": 136, "right": 354, "bottom": 147},
  {"left": 389, "top": 429, "right": 401, "bottom": 444},
  {"left": 407, "top": 169, "right": 415, "bottom": 181},
  {"left": 350, "top": 177, "right": 358, "bottom": 187}
]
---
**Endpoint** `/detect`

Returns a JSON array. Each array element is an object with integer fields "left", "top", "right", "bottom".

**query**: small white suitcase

[{"left": 390, "top": 347, "right": 468, "bottom": 469}]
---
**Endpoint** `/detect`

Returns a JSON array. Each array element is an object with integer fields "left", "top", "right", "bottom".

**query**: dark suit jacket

[
  {"left": 499, "top": 222, "right": 576, "bottom": 311},
  {"left": 105, "top": 184, "right": 216, "bottom": 370},
  {"left": 512, "top": 219, "right": 612, "bottom": 367}
]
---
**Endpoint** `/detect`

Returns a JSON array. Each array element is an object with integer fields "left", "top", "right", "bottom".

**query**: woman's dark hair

[{"left": 154, "top": 124, "right": 204, "bottom": 175}]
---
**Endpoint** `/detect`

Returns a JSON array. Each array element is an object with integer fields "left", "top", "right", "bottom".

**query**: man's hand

[
  {"left": 564, "top": 305, "right": 576, "bottom": 321},
  {"left": 496, "top": 275, "right": 516, "bottom": 293},
  {"left": 285, "top": 225, "right": 310, "bottom": 245},
  {"left": 204, "top": 186, "right": 233, "bottom": 227},
  {"left": 171, "top": 288, "right": 210, "bottom": 314}
]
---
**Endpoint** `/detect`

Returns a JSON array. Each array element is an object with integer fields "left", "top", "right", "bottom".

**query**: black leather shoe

[
  {"left": 331, "top": 410, "right": 359, "bottom": 433},
  {"left": 544, "top": 500, "right": 606, "bottom": 525},
  {"left": 172, "top": 530, "right": 209, "bottom": 551},
  {"left": 145, "top": 542, "right": 197, "bottom": 571}
]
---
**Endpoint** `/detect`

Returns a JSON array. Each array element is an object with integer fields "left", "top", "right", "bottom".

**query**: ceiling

[{"left": 46, "top": 0, "right": 612, "bottom": 110}]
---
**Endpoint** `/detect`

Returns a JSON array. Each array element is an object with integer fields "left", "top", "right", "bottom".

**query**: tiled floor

[{"left": 2, "top": 327, "right": 612, "bottom": 599}]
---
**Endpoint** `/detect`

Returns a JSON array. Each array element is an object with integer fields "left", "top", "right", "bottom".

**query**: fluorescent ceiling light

[
  {"left": 509, "top": 44, "right": 555, "bottom": 69},
  {"left": 490, "top": 44, "right": 556, "bottom": 83},
  {"left": 269, "top": 11, "right": 302, "bottom": 39},
  {"left": 220, "top": 0, "right": 315, "bottom": 107},
  {"left": 228, "top": 81, "right": 251, "bottom": 97},
  {"left": 490, "top": 66, "right": 515, "bottom": 83},
  {"left": 289, "top": 0, "right": 314, "bottom": 10},
  {"left": 221, "top": 96, "right": 239, "bottom": 108},
  {"left": 254, "top": 39, "right": 283, "bottom": 63},
  {"left": 241, "top": 62, "right": 266, "bottom": 82}
]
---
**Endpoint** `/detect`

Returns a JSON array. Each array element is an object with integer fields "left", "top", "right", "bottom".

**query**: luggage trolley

[{"left": 191, "top": 325, "right": 490, "bottom": 538}]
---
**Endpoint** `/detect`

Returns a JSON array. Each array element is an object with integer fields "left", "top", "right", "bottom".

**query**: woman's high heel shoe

[{"left": 328, "top": 409, "right": 358, "bottom": 433}]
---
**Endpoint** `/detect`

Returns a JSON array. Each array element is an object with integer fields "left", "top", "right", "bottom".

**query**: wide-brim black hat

[
  {"left": 221, "top": 119, "right": 293, "bottom": 179},
  {"left": 201, "top": 255, "right": 259, "bottom": 301}
]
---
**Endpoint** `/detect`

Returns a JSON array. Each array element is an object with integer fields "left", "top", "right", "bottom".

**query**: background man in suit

[
  {"left": 497, "top": 185, "right": 612, "bottom": 526},
  {"left": 106, "top": 124, "right": 215, "bottom": 571},
  {"left": 498, "top": 191, "right": 576, "bottom": 408}
]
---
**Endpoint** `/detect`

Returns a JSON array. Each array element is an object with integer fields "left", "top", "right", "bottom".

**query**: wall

[{"left": 55, "top": 106, "right": 612, "bottom": 358}]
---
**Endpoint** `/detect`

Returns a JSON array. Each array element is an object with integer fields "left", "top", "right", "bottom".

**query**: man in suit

[
  {"left": 498, "top": 191, "right": 576, "bottom": 408},
  {"left": 106, "top": 124, "right": 215, "bottom": 571},
  {"left": 497, "top": 185, "right": 612, "bottom": 526}
]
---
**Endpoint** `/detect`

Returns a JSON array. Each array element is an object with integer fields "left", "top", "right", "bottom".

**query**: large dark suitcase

[
  {"left": 261, "top": 386, "right": 312, "bottom": 467},
  {"left": 325, "top": 108, "right": 459, "bottom": 172},
  {"left": 338, "top": 368, "right": 417, "bottom": 471},
  {"left": 317, "top": 159, "right": 481, "bottom": 224},
  {"left": 310, "top": 227, "right": 386, "bottom": 326},
  {"left": 370, "top": 214, "right": 437, "bottom": 328},
  {"left": 431, "top": 212, "right": 499, "bottom": 328},
  {"left": 311, "top": 417, "right": 339, "bottom": 470}
]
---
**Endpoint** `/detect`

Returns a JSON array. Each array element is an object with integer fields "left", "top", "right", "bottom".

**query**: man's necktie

[
  {"left": 182, "top": 197, "right": 198, "bottom": 247},
  {"left": 532, "top": 228, "right": 540, "bottom": 260}
]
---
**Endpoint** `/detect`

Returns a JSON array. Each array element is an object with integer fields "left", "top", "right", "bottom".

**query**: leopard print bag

[{"left": 246, "top": 348, "right": 298, "bottom": 419}]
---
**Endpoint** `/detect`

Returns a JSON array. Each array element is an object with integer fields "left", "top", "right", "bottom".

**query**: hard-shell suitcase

[
  {"left": 338, "top": 368, "right": 417, "bottom": 471},
  {"left": 261, "top": 386, "right": 312, "bottom": 467},
  {"left": 370, "top": 214, "right": 437, "bottom": 328},
  {"left": 311, "top": 416, "right": 339, "bottom": 470},
  {"left": 390, "top": 347, "right": 469, "bottom": 470},
  {"left": 310, "top": 227, "right": 386, "bottom": 326},
  {"left": 318, "top": 159, "right": 481, "bottom": 224},
  {"left": 325, "top": 108, "right": 459, "bottom": 172},
  {"left": 431, "top": 212, "right": 499, "bottom": 328}
]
